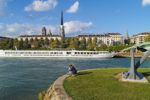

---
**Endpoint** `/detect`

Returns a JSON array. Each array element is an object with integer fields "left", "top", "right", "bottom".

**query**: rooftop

[
  {"left": 133, "top": 32, "right": 150, "bottom": 36},
  {"left": 19, "top": 35, "right": 61, "bottom": 38},
  {"left": 77, "top": 33, "right": 121, "bottom": 37}
]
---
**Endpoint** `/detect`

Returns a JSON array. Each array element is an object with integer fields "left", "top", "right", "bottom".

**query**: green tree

[
  {"left": 144, "top": 33, "right": 150, "bottom": 42},
  {"left": 32, "top": 38, "right": 40, "bottom": 49},
  {"left": 23, "top": 38, "right": 31, "bottom": 49},
  {"left": 93, "top": 37, "right": 97, "bottom": 49},
  {"left": 51, "top": 38, "right": 60, "bottom": 48},
  {"left": 18, "top": 39, "right": 24, "bottom": 50},
  {"left": 74, "top": 38, "right": 79, "bottom": 50},
  {"left": 65, "top": 38, "right": 70, "bottom": 48},
  {"left": 44, "top": 37, "right": 49, "bottom": 46},
  {"left": 97, "top": 44, "right": 108, "bottom": 51},
  {"left": 29, "top": 38, "right": 34, "bottom": 44},
  {"left": 7, "top": 39, "right": 14, "bottom": 49},
  {"left": 87, "top": 37, "right": 94, "bottom": 50},
  {"left": 39, "top": 37, "right": 44, "bottom": 48},
  {"left": 69, "top": 38, "right": 75, "bottom": 49},
  {"left": 79, "top": 37, "right": 86, "bottom": 50},
  {"left": 0, "top": 39, "right": 11, "bottom": 49}
]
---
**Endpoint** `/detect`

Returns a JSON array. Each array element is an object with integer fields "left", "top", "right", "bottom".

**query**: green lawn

[{"left": 64, "top": 68, "right": 150, "bottom": 100}]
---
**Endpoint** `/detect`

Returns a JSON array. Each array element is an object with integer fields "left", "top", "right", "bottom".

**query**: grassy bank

[{"left": 64, "top": 68, "right": 150, "bottom": 100}]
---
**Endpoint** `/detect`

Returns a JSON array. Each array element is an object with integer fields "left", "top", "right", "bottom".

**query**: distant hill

[{"left": 0, "top": 36, "right": 12, "bottom": 40}]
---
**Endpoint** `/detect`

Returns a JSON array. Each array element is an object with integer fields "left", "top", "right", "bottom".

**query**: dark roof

[
  {"left": 19, "top": 35, "right": 61, "bottom": 38},
  {"left": 77, "top": 33, "right": 121, "bottom": 37},
  {"left": 105, "top": 33, "right": 121, "bottom": 35},
  {"left": 77, "top": 34, "right": 110, "bottom": 37}
]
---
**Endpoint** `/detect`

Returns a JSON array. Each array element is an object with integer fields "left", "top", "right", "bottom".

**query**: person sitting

[{"left": 68, "top": 64, "right": 77, "bottom": 75}]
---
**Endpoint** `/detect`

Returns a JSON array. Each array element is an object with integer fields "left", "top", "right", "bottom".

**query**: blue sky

[{"left": 0, "top": 0, "right": 150, "bottom": 37}]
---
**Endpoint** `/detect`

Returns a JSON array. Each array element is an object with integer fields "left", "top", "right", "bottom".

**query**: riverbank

[
  {"left": 63, "top": 68, "right": 150, "bottom": 100},
  {"left": 115, "top": 52, "right": 143, "bottom": 58},
  {"left": 42, "top": 68, "right": 150, "bottom": 100}
]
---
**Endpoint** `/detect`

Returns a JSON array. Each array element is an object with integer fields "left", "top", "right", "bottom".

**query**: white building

[
  {"left": 17, "top": 35, "right": 61, "bottom": 41},
  {"left": 77, "top": 33, "right": 123, "bottom": 46},
  {"left": 130, "top": 32, "right": 150, "bottom": 44}
]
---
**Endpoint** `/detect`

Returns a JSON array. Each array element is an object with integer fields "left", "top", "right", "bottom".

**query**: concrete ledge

[{"left": 44, "top": 74, "right": 72, "bottom": 100}]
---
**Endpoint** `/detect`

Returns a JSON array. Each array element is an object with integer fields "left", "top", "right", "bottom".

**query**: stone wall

[{"left": 44, "top": 75, "right": 72, "bottom": 100}]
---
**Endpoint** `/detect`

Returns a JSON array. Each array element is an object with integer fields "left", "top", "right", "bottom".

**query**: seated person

[{"left": 68, "top": 64, "right": 77, "bottom": 75}]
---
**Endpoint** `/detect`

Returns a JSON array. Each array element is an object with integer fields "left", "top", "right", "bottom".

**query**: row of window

[
  {"left": 5, "top": 52, "right": 63, "bottom": 55},
  {"left": 74, "top": 52, "right": 107, "bottom": 55},
  {"left": 5, "top": 52, "right": 108, "bottom": 55}
]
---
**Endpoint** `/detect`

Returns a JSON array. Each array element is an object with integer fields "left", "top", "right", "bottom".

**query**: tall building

[{"left": 60, "top": 11, "right": 65, "bottom": 42}]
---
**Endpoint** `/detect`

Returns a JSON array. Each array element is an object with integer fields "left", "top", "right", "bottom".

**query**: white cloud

[
  {"left": 142, "top": 0, "right": 150, "bottom": 6},
  {"left": 64, "top": 21, "right": 93, "bottom": 33},
  {"left": 0, "top": 23, "right": 59, "bottom": 37},
  {"left": 25, "top": 0, "right": 58, "bottom": 12},
  {"left": 0, "top": 21, "right": 93, "bottom": 37},
  {"left": 66, "top": 1, "right": 79, "bottom": 13},
  {"left": 0, "top": 0, "right": 8, "bottom": 16}
]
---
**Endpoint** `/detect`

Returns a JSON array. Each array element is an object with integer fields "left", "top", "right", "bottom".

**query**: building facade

[
  {"left": 77, "top": 33, "right": 123, "bottom": 46},
  {"left": 17, "top": 34, "right": 61, "bottom": 41},
  {"left": 130, "top": 32, "right": 150, "bottom": 44}
]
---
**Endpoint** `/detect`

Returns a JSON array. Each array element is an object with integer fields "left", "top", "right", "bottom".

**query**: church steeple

[
  {"left": 61, "top": 11, "right": 64, "bottom": 26},
  {"left": 60, "top": 11, "right": 65, "bottom": 42}
]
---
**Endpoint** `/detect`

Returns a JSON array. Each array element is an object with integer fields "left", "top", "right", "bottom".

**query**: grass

[{"left": 64, "top": 68, "right": 150, "bottom": 100}]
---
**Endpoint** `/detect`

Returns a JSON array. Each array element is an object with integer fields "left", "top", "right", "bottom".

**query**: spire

[
  {"left": 60, "top": 11, "right": 65, "bottom": 42},
  {"left": 61, "top": 11, "right": 64, "bottom": 25}
]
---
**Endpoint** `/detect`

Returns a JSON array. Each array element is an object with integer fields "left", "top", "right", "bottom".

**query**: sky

[{"left": 1, "top": 0, "right": 150, "bottom": 37}]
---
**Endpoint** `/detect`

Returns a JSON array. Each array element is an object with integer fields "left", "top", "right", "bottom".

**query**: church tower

[{"left": 60, "top": 11, "right": 65, "bottom": 42}]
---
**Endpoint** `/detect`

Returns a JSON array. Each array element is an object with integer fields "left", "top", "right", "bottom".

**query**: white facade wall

[
  {"left": 17, "top": 36, "right": 61, "bottom": 41},
  {"left": 130, "top": 34, "right": 148, "bottom": 44}
]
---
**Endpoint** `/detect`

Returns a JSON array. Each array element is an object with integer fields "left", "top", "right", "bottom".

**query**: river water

[{"left": 0, "top": 58, "right": 150, "bottom": 100}]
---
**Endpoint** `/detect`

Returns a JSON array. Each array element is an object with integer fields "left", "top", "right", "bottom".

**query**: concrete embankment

[
  {"left": 44, "top": 74, "right": 72, "bottom": 100},
  {"left": 115, "top": 52, "right": 143, "bottom": 58}
]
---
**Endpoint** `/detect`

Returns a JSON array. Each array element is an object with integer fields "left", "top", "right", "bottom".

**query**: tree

[
  {"left": 32, "top": 38, "right": 40, "bottom": 49},
  {"left": 65, "top": 38, "right": 70, "bottom": 48},
  {"left": 97, "top": 44, "right": 108, "bottom": 51},
  {"left": 0, "top": 39, "right": 10, "bottom": 49},
  {"left": 7, "top": 39, "right": 14, "bottom": 49},
  {"left": 79, "top": 37, "right": 86, "bottom": 50},
  {"left": 39, "top": 37, "right": 44, "bottom": 48},
  {"left": 51, "top": 38, "right": 60, "bottom": 48},
  {"left": 18, "top": 39, "right": 24, "bottom": 50},
  {"left": 93, "top": 36, "right": 97, "bottom": 49},
  {"left": 87, "top": 37, "right": 94, "bottom": 50},
  {"left": 74, "top": 38, "right": 79, "bottom": 50},
  {"left": 144, "top": 33, "right": 150, "bottom": 42},
  {"left": 29, "top": 38, "right": 34, "bottom": 44},
  {"left": 69, "top": 38, "right": 75, "bottom": 49},
  {"left": 23, "top": 38, "right": 30, "bottom": 49},
  {"left": 44, "top": 37, "right": 49, "bottom": 46}
]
